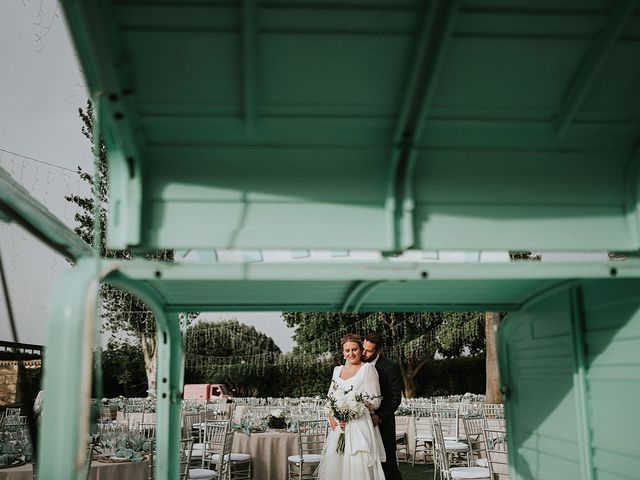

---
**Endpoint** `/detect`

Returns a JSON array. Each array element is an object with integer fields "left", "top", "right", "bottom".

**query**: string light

[
  {"left": 181, "top": 312, "right": 484, "bottom": 376},
  {"left": 0, "top": 148, "right": 84, "bottom": 329}
]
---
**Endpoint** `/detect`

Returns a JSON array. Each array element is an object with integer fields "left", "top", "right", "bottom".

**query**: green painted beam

[
  {"left": 242, "top": 0, "right": 258, "bottom": 131},
  {"left": 555, "top": 0, "right": 637, "bottom": 138},
  {"left": 107, "top": 258, "right": 637, "bottom": 282},
  {"left": 62, "top": 0, "right": 144, "bottom": 249},
  {"left": 97, "top": 259, "right": 639, "bottom": 315},
  {"left": 622, "top": 143, "right": 640, "bottom": 247},
  {"left": 386, "top": 0, "right": 460, "bottom": 252},
  {"left": 0, "top": 166, "right": 92, "bottom": 262}
]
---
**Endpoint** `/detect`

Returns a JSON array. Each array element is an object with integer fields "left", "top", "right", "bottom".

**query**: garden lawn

[{"left": 398, "top": 461, "right": 435, "bottom": 479}]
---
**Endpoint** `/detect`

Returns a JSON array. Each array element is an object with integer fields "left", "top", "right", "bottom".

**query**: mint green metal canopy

[
  {"left": 9, "top": 1, "right": 639, "bottom": 479},
  {"left": 63, "top": 0, "right": 640, "bottom": 254}
]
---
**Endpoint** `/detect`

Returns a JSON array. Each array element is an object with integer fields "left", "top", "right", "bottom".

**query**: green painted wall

[{"left": 500, "top": 279, "right": 640, "bottom": 479}]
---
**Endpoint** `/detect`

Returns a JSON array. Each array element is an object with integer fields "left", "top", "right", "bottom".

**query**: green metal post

[
  {"left": 496, "top": 313, "right": 516, "bottom": 480},
  {"left": 154, "top": 309, "right": 184, "bottom": 480},
  {"left": 105, "top": 274, "right": 184, "bottom": 479},
  {"left": 38, "top": 258, "right": 100, "bottom": 480},
  {"left": 570, "top": 287, "right": 595, "bottom": 480}
]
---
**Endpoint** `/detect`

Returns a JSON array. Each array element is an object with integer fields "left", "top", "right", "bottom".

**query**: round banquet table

[
  {"left": 232, "top": 430, "right": 299, "bottom": 480},
  {"left": 0, "top": 458, "right": 149, "bottom": 480}
]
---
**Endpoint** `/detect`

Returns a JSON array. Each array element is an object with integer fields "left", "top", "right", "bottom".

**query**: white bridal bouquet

[{"left": 325, "top": 382, "right": 378, "bottom": 454}]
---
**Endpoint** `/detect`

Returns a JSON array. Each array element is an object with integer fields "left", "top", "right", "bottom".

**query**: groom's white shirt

[{"left": 369, "top": 354, "right": 379, "bottom": 366}]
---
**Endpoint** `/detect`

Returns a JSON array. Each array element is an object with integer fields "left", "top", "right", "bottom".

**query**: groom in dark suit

[{"left": 362, "top": 333, "right": 404, "bottom": 480}]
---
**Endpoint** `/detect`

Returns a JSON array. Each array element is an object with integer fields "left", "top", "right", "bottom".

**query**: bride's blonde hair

[{"left": 340, "top": 333, "right": 362, "bottom": 349}]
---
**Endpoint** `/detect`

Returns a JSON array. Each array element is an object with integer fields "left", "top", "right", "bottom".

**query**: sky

[{"left": 0, "top": 0, "right": 294, "bottom": 352}]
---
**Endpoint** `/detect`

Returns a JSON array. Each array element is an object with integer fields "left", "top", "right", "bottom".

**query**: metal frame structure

[{"left": 1, "top": 1, "right": 639, "bottom": 478}]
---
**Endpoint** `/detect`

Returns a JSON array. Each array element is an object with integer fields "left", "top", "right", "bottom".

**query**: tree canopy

[
  {"left": 65, "top": 100, "right": 187, "bottom": 396},
  {"left": 282, "top": 312, "right": 484, "bottom": 397},
  {"left": 101, "top": 339, "right": 148, "bottom": 398},
  {"left": 184, "top": 319, "right": 282, "bottom": 397},
  {"left": 186, "top": 319, "right": 281, "bottom": 358}
]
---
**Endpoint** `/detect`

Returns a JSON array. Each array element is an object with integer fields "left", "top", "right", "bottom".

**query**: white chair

[
  {"left": 412, "top": 412, "right": 434, "bottom": 466},
  {"left": 462, "top": 413, "right": 488, "bottom": 468},
  {"left": 484, "top": 428, "right": 509, "bottom": 480},
  {"left": 433, "top": 420, "right": 490, "bottom": 480},
  {"left": 198, "top": 420, "right": 253, "bottom": 480},
  {"left": 5, "top": 407, "right": 21, "bottom": 417},
  {"left": 132, "top": 421, "right": 157, "bottom": 441},
  {"left": 195, "top": 421, "right": 229, "bottom": 468},
  {"left": 205, "top": 401, "right": 228, "bottom": 421},
  {"left": 395, "top": 415, "right": 410, "bottom": 462},
  {"left": 287, "top": 419, "right": 326, "bottom": 480},
  {"left": 99, "top": 405, "right": 112, "bottom": 424},
  {"left": 433, "top": 409, "right": 469, "bottom": 467},
  {"left": 3, "top": 414, "right": 27, "bottom": 426},
  {"left": 433, "top": 407, "right": 461, "bottom": 441},
  {"left": 182, "top": 411, "right": 204, "bottom": 463},
  {"left": 190, "top": 425, "right": 233, "bottom": 480},
  {"left": 228, "top": 452, "right": 252, "bottom": 480},
  {"left": 2, "top": 414, "right": 29, "bottom": 437},
  {"left": 482, "top": 405, "right": 505, "bottom": 430},
  {"left": 124, "top": 402, "right": 151, "bottom": 426},
  {"left": 209, "top": 451, "right": 251, "bottom": 480},
  {"left": 149, "top": 437, "right": 194, "bottom": 480},
  {"left": 208, "top": 440, "right": 251, "bottom": 480}
]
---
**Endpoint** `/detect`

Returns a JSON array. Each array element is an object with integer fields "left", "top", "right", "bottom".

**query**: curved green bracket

[
  {"left": 342, "top": 280, "right": 387, "bottom": 313},
  {"left": 38, "top": 258, "right": 109, "bottom": 480},
  {"left": 38, "top": 259, "right": 184, "bottom": 480}
]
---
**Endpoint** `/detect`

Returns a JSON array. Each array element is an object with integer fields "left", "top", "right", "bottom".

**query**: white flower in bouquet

[{"left": 325, "top": 382, "right": 374, "bottom": 454}]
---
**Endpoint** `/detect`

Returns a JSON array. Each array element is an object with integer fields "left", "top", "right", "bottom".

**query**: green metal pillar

[
  {"left": 105, "top": 274, "right": 184, "bottom": 479},
  {"left": 569, "top": 287, "right": 595, "bottom": 480},
  {"left": 38, "top": 258, "right": 100, "bottom": 480},
  {"left": 154, "top": 309, "right": 184, "bottom": 479}
]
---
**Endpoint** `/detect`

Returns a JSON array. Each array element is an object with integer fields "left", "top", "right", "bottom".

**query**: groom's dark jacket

[
  {"left": 373, "top": 354, "right": 405, "bottom": 480},
  {"left": 373, "top": 355, "right": 403, "bottom": 421}
]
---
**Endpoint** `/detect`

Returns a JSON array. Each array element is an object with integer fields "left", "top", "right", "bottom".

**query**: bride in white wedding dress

[{"left": 318, "top": 333, "right": 386, "bottom": 480}]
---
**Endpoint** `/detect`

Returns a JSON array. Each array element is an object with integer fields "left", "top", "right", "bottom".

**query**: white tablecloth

[
  {"left": 232, "top": 430, "right": 299, "bottom": 480},
  {"left": 0, "top": 459, "right": 149, "bottom": 480}
]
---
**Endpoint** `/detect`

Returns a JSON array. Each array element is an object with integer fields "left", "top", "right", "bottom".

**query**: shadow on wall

[{"left": 499, "top": 278, "right": 640, "bottom": 479}]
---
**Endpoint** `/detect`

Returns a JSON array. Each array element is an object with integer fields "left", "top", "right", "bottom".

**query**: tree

[
  {"left": 101, "top": 340, "right": 147, "bottom": 398},
  {"left": 282, "top": 312, "right": 484, "bottom": 398},
  {"left": 65, "top": 100, "right": 182, "bottom": 396},
  {"left": 184, "top": 320, "right": 282, "bottom": 397},
  {"left": 482, "top": 251, "right": 543, "bottom": 402},
  {"left": 275, "top": 352, "right": 335, "bottom": 397},
  {"left": 484, "top": 312, "right": 503, "bottom": 404},
  {"left": 509, "top": 251, "right": 542, "bottom": 261}
]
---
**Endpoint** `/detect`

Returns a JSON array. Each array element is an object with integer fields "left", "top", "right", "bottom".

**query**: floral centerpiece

[
  {"left": 325, "top": 383, "right": 378, "bottom": 455},
  {"left": 266, "top": 408, "right": 287, "bottom": 429},
  {"left": 94, "top": 425, "right": 153, "bottom": 464},
  {"left": 0, "top": 438, "right": 30, "bottom": 466}
]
